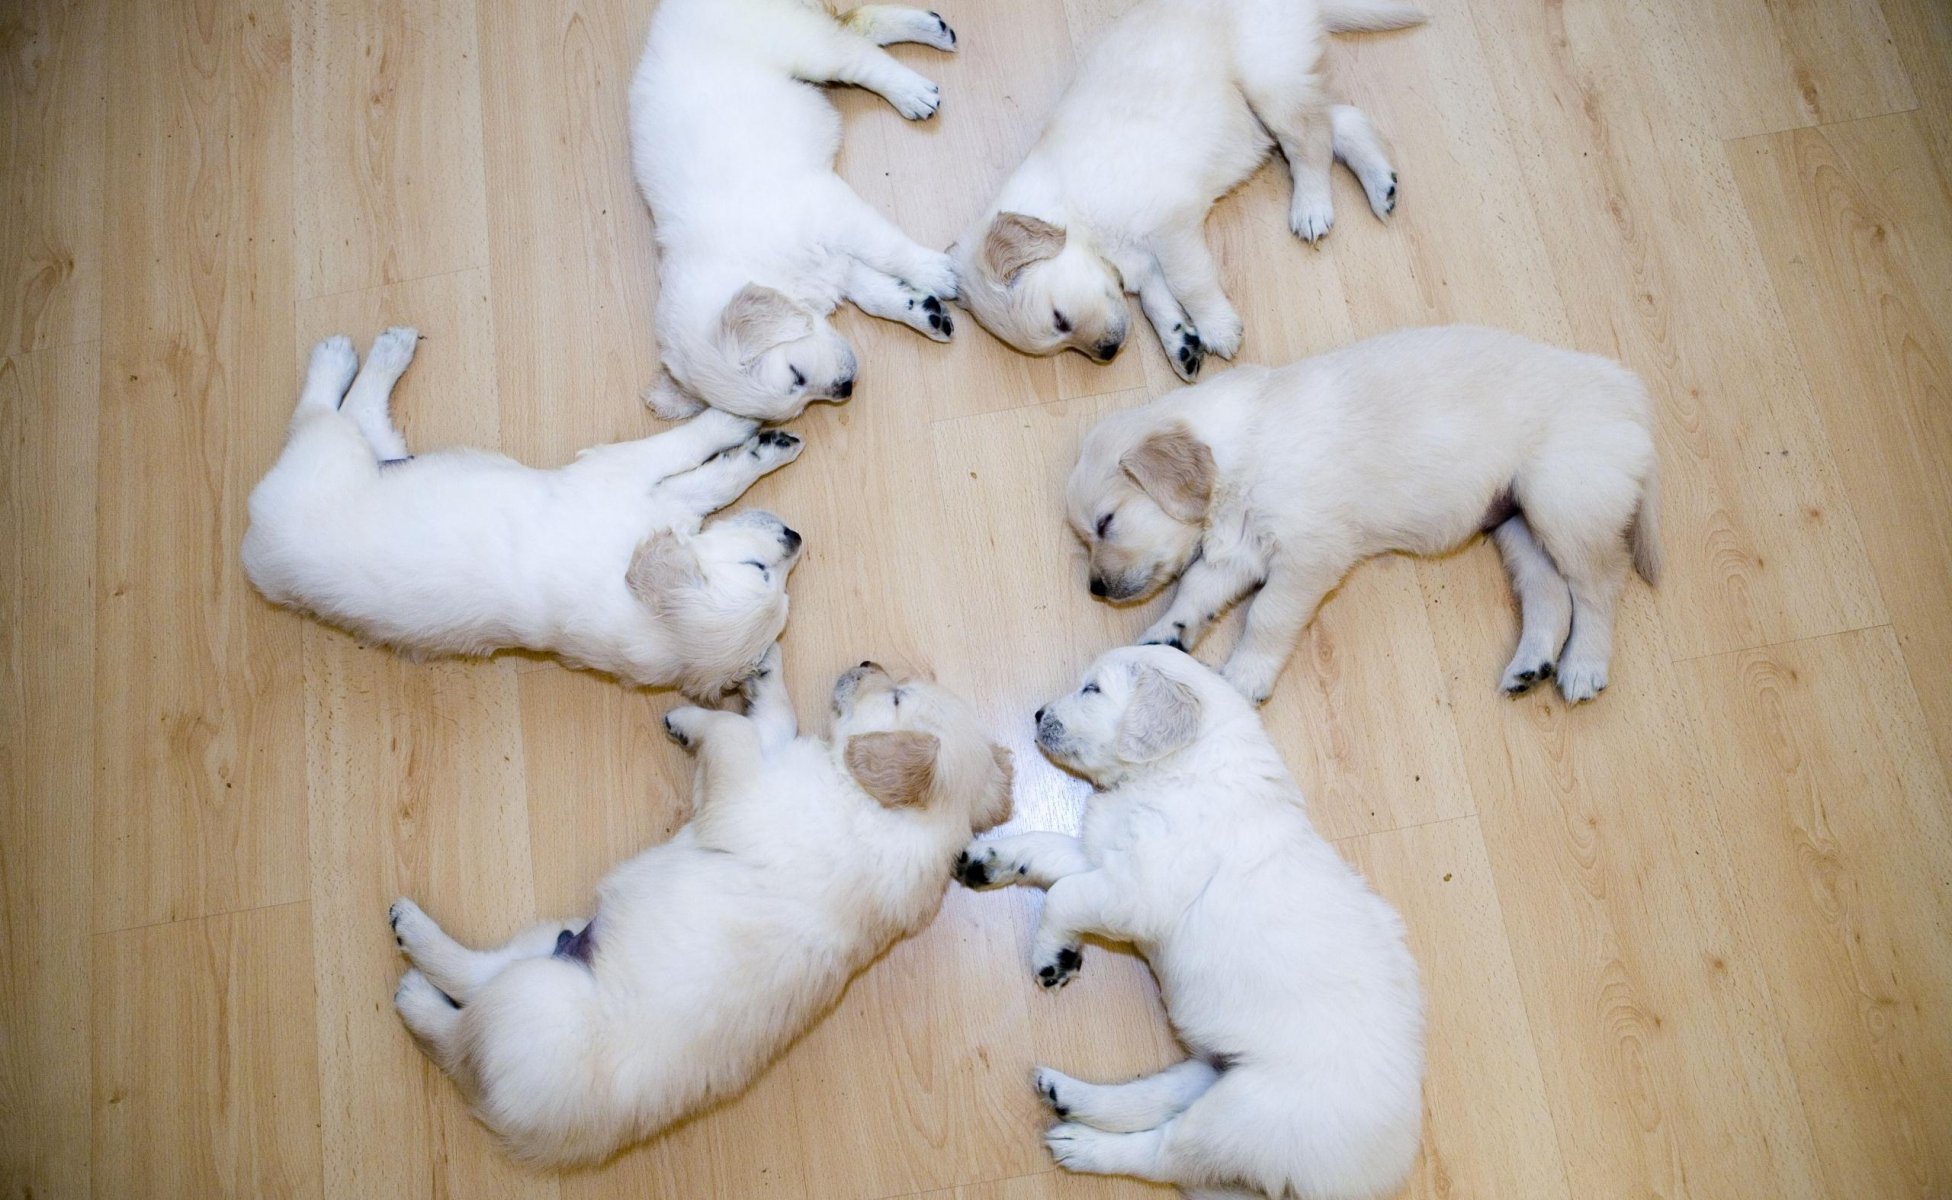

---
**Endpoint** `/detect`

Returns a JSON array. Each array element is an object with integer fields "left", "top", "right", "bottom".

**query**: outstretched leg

[
  {"left": 388, "top": 898, "right": 579, "bottom": 1004},
  {"left": 573, "top": 407, "right": 757, "bottom": 484},
  {"left": 1492, "top": 515, "right": 1572, "bottom": 694},
  {"left": 297, "top": 335, "right": 359, "bottom": 419},
  {"left": 844, "top": 260, "right": 954, "bottom": 341},
  {"left": 341, "top": 327, "right": 418, "bottom": 462},
  {"left": 1149, "top": 224, "right": 1243, "bottom": 360},
  {"left": 1130, "top": 257, "right": 1207, "bottom": 382},
  {"left": 1035, "top": 1060, "right": 1221, "bottom": 1133},
  {"left": 739, "top": 643, "right": 798, "bottom": 753},
  {"left": 828, "top": 189, "right": 959, "bottom": 300},
  {"left": 663, "top": 702, "right": 768, "bottom": 801},
  {"left": 790, "top": 23, "right": 941, "bottom": 119},
  {"left": 956, "top": 831, "right": 1091, "bottom": 889},
  {"left": 1138, "top": 548, "right": 1267, "bottom": 652},
  {"left": 654, "top": 429, "right": 803, "bottom": 513},
  {"left": 840, "top": 5, "right": 957, "bottom": 51},
  {"left": 1032, "top": 870, "right": 1127, "bottom": 989},
  {"left": 394, "top": 968, "right": 465, "bottom": 1069},
  {"left": 1221, "top": 557, "right": 1341, "bottom": 705},
  {"left": 1331, "top": 103, "right": 1398, "bottom": 219}
]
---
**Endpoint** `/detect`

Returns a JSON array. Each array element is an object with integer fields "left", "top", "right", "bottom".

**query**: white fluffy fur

[
  {"left": 1068, "top": 325, "right": 1662, "bottom": 704},
  {"left": 243, "top": 331, "right": 806, "bottom": 696},
  {"left": 959, "top": 645, "right": 1425, "bottom": 1200},
  {"left": 390, "top": 651, "right": 1013, "bottom": 1166},
  {"left": 631, "top": 0, "right": 962, "bottom": 421},
  {"left": 951, "top": 0, "right": 1422, "bottom": 381}
]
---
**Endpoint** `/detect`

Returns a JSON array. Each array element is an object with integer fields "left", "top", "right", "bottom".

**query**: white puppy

[
  {"left": 243, "top": 330, "right": 805, "bottom": 696},
  {"left": 631, "top": 0, "right": 962, "bottom": 421},
  {"left": 951, "top": 0, "right": 1422, "bottom": 382},
  {"left": 1067, "top": 325, "right": 1662, "bottom": 704},
  {"left": 390, "top": 651, "right": 1014, "bottom": 1165},
  {"left": 958, "top": 645, "right": 1424, "bottom": 1200}
]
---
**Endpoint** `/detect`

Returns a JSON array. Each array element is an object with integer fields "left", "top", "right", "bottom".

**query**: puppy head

[
  {"left": 952, "top": 212, "right": 1128, "bottom": 361},
  {"left": 832, "top": 662, "right": 1014, "bottom": 831},
  {"left": 625, "top": 510, "right": 804, "bottom": 691},
  {"left": 713, "top": 284, "right": 858, "bottom": 413},
  {"left": 1067, "top": 415, "right": 1214, "bottom": 602},
  {"left": 1034, "top": 645, "right": 1225, "bottom": 786}
]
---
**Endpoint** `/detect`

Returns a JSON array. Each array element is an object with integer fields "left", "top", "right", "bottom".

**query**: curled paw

[
  {"left": 954, "top": 843, "right": 1019, "bottom": 889},
  {"left": 1035, "top": 945, "right": 1083, "bottom": 990},
  {"left": 1500, "top": 658, "right": 1555, "bottom": 696}
]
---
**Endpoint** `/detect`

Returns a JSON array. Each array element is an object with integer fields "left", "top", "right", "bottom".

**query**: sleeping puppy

[
  {"left": 951, "top": 0, "right": 1423, "bottom": 382},
  {"left": 957, "top": 646, "right": 1425, "bottom": 1200},
  {"left": 1068, "top": 325, "right": 1662, "bottom": 704},
  {"left": 389, "top": 650, "right": 1014, "bottom": 1166},
  {"left": 631, "top": 0, "right": 962, "bottom": 421},
  {"left": 243, "top": 330, "right": 804, "bottom": 696}
]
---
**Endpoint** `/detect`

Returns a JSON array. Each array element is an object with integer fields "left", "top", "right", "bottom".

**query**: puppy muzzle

[{"left": 832, "top": 660, "right": 890, "bottom": 714}]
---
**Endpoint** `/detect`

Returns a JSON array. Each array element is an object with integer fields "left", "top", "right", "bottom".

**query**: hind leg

[
  {"left": 739, "top": 643, "right": 798, "bottom": 754},
  {"left": 394, "top": 967, "right": 465, "bottom": 1067},
  {"left": 1492, "top": 516, "right": 1573, "bottom": 694},
  {"left": 341, "top": 327, "right": 417, "bottom": 462},
  {"left": 1035, "top": 1060, "right": 1220, "bottom": 1133},
  {"left": 840, "top": 5, "right": 957, "bottom": 51},
  {"left": 298, "top": 335, "right": 359, "bottom": 416},
  {"left": 1330, "top": 103, "right": 1398, "bottom": 219},
  {"left": 1554, "top": 553, "right": 1627, "bottom": 703},
  {"left": 388, "top": 898, "right": 577, "bottom": 1003},
  {"left": 1526, "top": 491, "right": 1634, "bottom": 703}
]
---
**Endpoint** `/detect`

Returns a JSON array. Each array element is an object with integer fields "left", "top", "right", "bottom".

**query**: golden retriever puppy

[{"left": 1067, "top": 326, "right": 1661, "bottom": 704}]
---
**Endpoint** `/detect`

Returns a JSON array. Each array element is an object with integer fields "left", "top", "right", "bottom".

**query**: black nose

[
  {"left": 1034, "top": 706, "right": 1046, "bottom": 724},
  {"left": 834, "top": 376, "right": 854, "bottom": 399},
  {"left": 1094, "top": 338, "right": 1122, "bottom": 362},
  {"left": 780, "top": 527, "right": 802, "bottom": 553},
  {"left": 1088, "top": 577, "right": 1108, "bottom": 598},
  {"left": 859, "top": 659, "right": 879, "bottom": 670}
]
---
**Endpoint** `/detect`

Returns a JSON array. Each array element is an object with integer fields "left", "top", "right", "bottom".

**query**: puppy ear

[
  {"left": 1119, "top": 422, "right": 1215, "bottom": 523},
  {"left": 976, "top": 742, "right": 1015, "bottom": 830},
  {"left": 982, "top": 212, "right": 1066, "bottom": 284},
  {"left": 625, "top": 528, "right": 701, "bottom": 614},
  {"left": 720, "top": 284, "right": 813, "bottom": 366},
  {"left": 844, "top": 730, "right": 942, "bottom": 809},
  {"left": 1116, "top": 666, "right": 1201, "bottom": 763}
]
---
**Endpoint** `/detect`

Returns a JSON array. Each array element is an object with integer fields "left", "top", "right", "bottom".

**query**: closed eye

[
  {"left": 1094, "top": 513, "right": 1113, "bottom": 538},
  {"left": 1053, "top": 310, "right": 1071, "bottom": 334},
  {"left": 1081, "top": 682, "right": 1100, "bottom": 695},
  {"left": 789, "top": 367, "right": 807, "bottom": 388},
  {"left": 744, "top": 559, "right": 771, "bottom": 578}
]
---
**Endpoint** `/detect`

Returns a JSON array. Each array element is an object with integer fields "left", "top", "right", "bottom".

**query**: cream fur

[
  {"left": 242, "top": 331, "right": 805, "bottom": 696},
  {"left": 1067, "top": 325, "right": 1662, "bottom": 704},
  {"left": 631, "top": 0, "right": 962, "bottom": 421},
  {"left": 960, "top": 645, "right": 1426, "bottom": 1200},
  {"left": 390, "top": 651, "right": 1013, "bottom": 1166},
  {"left": 951, "top": 0, "right": 1422, "bottom": 382}
]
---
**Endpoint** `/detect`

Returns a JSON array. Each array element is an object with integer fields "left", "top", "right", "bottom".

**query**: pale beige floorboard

[
  {"left": 1726, "top": 110, "right": 1952, "bottom": 774},
  {"left": 1683, "top": 628, "right": 1952, "bottom": 1198},
  {"left": 0, "top": 0, "right": 104, "bottom": 355},
  {"left": 0, "top": 344, "right": 99, "bottom": 1200},
  {"left": 0, "top": 0, "right": 1946, "bottom": 1195}
]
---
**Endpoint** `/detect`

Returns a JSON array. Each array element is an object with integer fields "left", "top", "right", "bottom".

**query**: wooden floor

[{"left": 4, "top": 0, "right": 1951, "bottom": 1196}]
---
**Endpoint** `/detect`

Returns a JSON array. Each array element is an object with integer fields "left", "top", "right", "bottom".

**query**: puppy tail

[
  {"left": 1629, "top": 469, "right": 1663, "bottom": 587},
  {"left": 1319, "top": 0, "right": 1428, "bottom": 32}
]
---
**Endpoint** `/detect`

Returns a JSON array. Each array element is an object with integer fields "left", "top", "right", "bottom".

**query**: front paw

[
  {"left": 954, "top": 842, "right": 1018, "bottom": 889},
  {"left": 387, "top": 898, "right": 437, "bottom": 957},
  {"left": 663, "top": 706, "right": 709, "bottom": 748},
  {"left": 1222, "top": 658, "right": 1279, "bottom": 706},
  {"left": 1137, "top": 617, "right": 1191, "bottom": 653},
  {"left": 1555, "top": 656, "right": 1609, "bottom": 704},
  {"left": 921, "top": 10, "right": 957, "bottom": 51},
  {"left": 1200, "top": 310, "right": 1244, "bottom": 360},
  {"left": 1034, "top": 945, "right": 1083, "bottom": 990},
  {"left": 1033, "top": 1066, "right": 1078, "bottom": 1118},
  {"left": 900, "top": 288, "right": 955, "bottom": 341},
  {"left": 748, "top": 429, "right": 804, "bottom": 468},
  {"left": 1500, "top": 654, "right": 1556, "bottom": 696},
  {"left": 1167, "top": 321, "right": 1205, "bottom": 382},
  {"left": 1291, "top": 194, "right": 1335, "bottom": 245},
  {"left": 886, "top": 74, "right": 941, "bottom": 121}
]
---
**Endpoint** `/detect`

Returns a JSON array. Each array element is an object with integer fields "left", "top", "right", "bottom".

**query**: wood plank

[
  {"left": 1683, "top": 628, "right": 1952, "bottom": 1198},
  {"left": 90, "top": 903, "right": 323, "bottom": 1199},
  {"left": 292, "top": 0, "right": 491, "bottom": 301},
  {"left": 1726, "top": 110, "right": 1952, "bottom": 772},
  {"left": 0, "top": 0, "right": 104, "bottom": 354},
  {"left": 1878, "top": 0, "right": 1952, "bottom": 164},
  {"left": 0, "top": 344, "right": 99, "bottom": 1200},
  {"left": 94, "top": 0, "right": 309, "bottom": 932}
]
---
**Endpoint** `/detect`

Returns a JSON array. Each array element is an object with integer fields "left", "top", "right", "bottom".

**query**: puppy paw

[
  {"left": 365, "top": 326, "right": 419, "bottom": 375},
  {"left": 645, "top": 374, "right": 707, "bottom": 419},
  {"left": 896, "top": 286, "right": 956, "bottom": 341},
  {"left": 746, "top": 429, "right": 804, "bottom": 470},
  {"left": 1034, "top": 945, "right": 1083, "bottom": 990},
  {"left": 1137, "top": 617, "right": 1191, "bottom": 653},
  {"left": 1198, "top": 310, "right": 1245, "bottom": 360},
  {"left": 308, "top": 335, "right": 359, "bottom": 399},
  {"left": 394, "top": 967, "right": 460, "bottom": 1020},
  {"left": 954, "top": 842, "right": 1021, "bottom": 889},
  {"left": 740, "top": 643, "right": 783, "bottom": 694},
  {"left": 1166, "top": 321, "right": 1205, "bottom": 382},
  {"left": 1045, "top": 1122, "right": 1118, "bottom": 1172},
  {"left": 909, "top": 253, "right": 960, "bottom": 302},
  {"left": 1290, "top": 195, "right": 1335, "bottom": 245},
  {"left": 920, "top": 10, "right": 957, "bottom": 51},
  {"left": 1500, "top": 655, "right": 1556, "bottom": 696},
  {"left": 885, "top": 73, "right": 941, "bottom": 121},
  {"left": 1364, "top": 169, "right": 1399, "bottom": 220},
  {"left": 387, "top": 898, "right": 439, "bottom": 958},
  {"left": 663, "top": 705, "right": 710, "bottom": 748},
  {"left": 1555, "top": 658, "right": 1609, "bottom": 704},
  {"left": 1222, "top": 659, "right": 1279, "bottom": 707},
  {"left": 1033, "top": 1067, "right": 1077, "bottom": 1119}
]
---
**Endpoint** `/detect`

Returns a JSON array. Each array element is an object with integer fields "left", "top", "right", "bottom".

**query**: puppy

[
  {"left": 631, "top": 0, "right": 962, "bottom": 421},
  {"left": 389, "top": 649, "right": 1014, "bottom": 1165},
  {"left": 243, "top": 330, "right": 805, "bottom": 696},
  {"left": 951, "top": 0, "right": 1422, "bottom": 382},
  {"left": 958, "top": 646, "right": 1424, "bottom": 1200},
  {"left": 1068, "top": 325, "right": 1662, "bottom": 704}
]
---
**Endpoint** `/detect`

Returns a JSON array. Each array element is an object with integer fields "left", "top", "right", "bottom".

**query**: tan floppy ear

[
  {"left": 1119, "top": 422, "right": 1215, "bottom": 523},
  {"left": 845, "top": 730, "right": 942, "bottom": 809},
  {"left": 975, "top": 743, "right": 1015, "bottom": 831},
  {"left": 1116, "top": 666, "right": 1201, "bottom": 763},
  {"left": 720, "top": 284, "right": 813, "bottom": 365},
  {"left": 982, "top": 212, "right": 1066, "bottom": 284},
  {"left": 625, "top": 528, "right": 700, "bottom": 614}
]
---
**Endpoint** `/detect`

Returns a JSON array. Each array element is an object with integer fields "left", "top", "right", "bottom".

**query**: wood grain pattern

[{"left": 0, "top": 0, "right": 1946, "bottom": 1195}]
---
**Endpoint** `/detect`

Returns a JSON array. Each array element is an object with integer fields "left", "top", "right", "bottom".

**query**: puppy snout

[
  {"left": 859, "top": 659, "right": 880, "bottom": 671},
  {"left": 834, "top": 375, "right": 855, "bottom": 399},
  {"left": 1035, "top": 711, "right": 1065, "bottom": 744},
  {"left": 780, "top": 526, "right": 803, "bottom": 555},
  {"left": 1088, "top": 576, "right": 1109, "bottom": 598},
  {"left": 1034, "top": 706, "right": 1046, "bottom": 724},
  {"left": 1093, "top": 336, "right": 1123, "bottom": 362}
]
